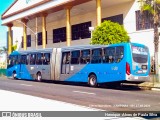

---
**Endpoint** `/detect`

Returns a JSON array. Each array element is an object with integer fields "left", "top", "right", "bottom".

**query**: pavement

[
  {"left": 0, "top": 76, "right": 159, "bottom": 119},
  {"left": 122, "top": 74, "right": 160, "bottom": 91},
  {"left": 0, "top": 89, "right": 148, "bottom": 120}
]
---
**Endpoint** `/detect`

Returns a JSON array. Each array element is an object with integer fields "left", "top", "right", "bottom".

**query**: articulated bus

[{"left": 7, "top": 42, "right": 150, "bottom": 87}]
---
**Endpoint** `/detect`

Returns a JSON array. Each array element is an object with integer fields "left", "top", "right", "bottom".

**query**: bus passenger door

[
  {"left": 61, "top": 52, "right": 70, "bottom": 74},
  {"left": 19, "top": 54, "right": 28, "bottom": 79},
  {"left": 42, "top": 53, "right": 51, "bottom": 80}
]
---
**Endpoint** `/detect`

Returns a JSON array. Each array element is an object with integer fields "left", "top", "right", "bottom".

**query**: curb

[
  {"left": 151, "top": 88, "right": 160, "bottom": 91},
  {"left": 122, "top": 83, "right": 160, "bottom": 91}
]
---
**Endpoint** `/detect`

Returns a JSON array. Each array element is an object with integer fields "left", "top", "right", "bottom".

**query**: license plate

[
  {"left": 143, "top": 70, "right": 147, "bottom": 73},
  {"left": 134, "top": 76, "right": 138, "bottom": 79}
]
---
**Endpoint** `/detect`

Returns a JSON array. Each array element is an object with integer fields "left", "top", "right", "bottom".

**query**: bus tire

[
  {"left": 12, "top": 71, "right": 17, "bottom": 80},
  {"left": 88, "top": 74, "right": 97, "bottom": 87},
  {"left": 36, "top": 72, "right": 42, "bottom": 82}
]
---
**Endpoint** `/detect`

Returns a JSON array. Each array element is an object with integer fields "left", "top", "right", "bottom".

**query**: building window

[
  {"left": 136, "top": 10, "right": 154, "bottom": 31},
  {"left": 21, "top": 36, "right": 23, "bottom": 48},
  {"left": 53, "top": 27, "right": 66, "bottom": 43},
  {"left": 37, "top": 32, "right": 47, "bottom": 46},
  {"left": 72, "top": 21, "right": 91, "bottom": 40},
  {"left": 102, "top": 14, "right": 123, "bottom": 25},
  {"left": 46, "top": 31, "right": 47, "bottom": 44},
  {"left": 38, "top": 32, "right": 42, "bottom": 45},
  {"left": 27, "top": 35, "right": 31, "bottom": 47},
  {"left": 21, "top": 35, "right": 32, "bottom": 48}
]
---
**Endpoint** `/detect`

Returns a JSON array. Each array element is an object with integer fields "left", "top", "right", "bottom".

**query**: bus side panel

[
  {"left": 60, "top": 64, "right": 88, "bottom": 82},
  {"left": 26, "top": 65, "right": 41, "bottom": 80},
  {"left": 7, "top": 65, "right": 19, "bottom": 78},
  {"left": 20, "top": 64, "right": 34, "bottom": 80},
  {"left": 64, "top": 63, "right": 126, "bottom": 83},
  {"left": 97, "top": 63, "right": 126, "bottom": 83},
  {"left": 54, "top": 48, "right": 61, "bottom": 80},
  {"left": 7, "top": 65, "right": 34, "bottom": 80},
  {"left": 69, "top": 64, "right": 86, "bottom": 81},
  {"left": 51, "top": 48, "right": 56, "bottom": 80},
  {"left": 41, "top": 65, "right": 51, "bottom": 80}
]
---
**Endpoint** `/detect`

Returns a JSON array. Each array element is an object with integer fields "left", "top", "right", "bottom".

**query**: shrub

[{"left": 91, "top": 20, "right": 130, "bottom": 45}]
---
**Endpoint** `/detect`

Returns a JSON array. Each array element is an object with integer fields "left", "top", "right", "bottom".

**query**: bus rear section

[{"left": 125, "top": 43, "right": 150, "bottom": 83}]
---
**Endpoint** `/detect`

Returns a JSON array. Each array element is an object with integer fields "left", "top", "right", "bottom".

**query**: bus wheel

[
  {"left": 36, "top": 72, "right": 42, "bottom": 82},
  {"left": 12, "top": 71, "right": 17, "bottom": 80},
  {"left": 89, "top": 74, "right": 97, "bottom": 87}
]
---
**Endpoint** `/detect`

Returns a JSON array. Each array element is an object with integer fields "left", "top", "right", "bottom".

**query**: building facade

[{"left": 1, "top": 0, "right": 157, "bottom": 58}]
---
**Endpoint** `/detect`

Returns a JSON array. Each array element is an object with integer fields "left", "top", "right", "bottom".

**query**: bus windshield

[
  {"left": 8, "top": 55, "right": 18, "bottom": 66},
  {"left": 131, "top": 45, "right": 148, "bottom": 63}
]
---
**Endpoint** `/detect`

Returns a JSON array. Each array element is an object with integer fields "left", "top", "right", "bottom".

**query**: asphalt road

[{"left": 0, "top": 77, "right": 160, "bottom": 112}]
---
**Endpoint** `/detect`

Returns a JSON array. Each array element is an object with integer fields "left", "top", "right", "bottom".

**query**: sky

[{"left": 0, "top": 0, "right": 15, "bottom": 48}]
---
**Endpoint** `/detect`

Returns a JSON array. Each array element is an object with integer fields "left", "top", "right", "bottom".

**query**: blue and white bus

[{"left": 7, "top": 42, "right": 150, "bottom": 87}]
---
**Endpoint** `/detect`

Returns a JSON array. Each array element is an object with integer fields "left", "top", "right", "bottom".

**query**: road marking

[
  {"left": 73, "top": 91, "right": 96, "bottom": 95},
  {"left": 20, "top": 84, "right": 33, "bottom": 87}
]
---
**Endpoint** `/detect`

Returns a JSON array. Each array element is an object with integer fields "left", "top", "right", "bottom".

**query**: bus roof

[
  {"left": 60, "top": 42, "right": 130, "bottom": 51},
  {"left": 10, "top": 48, "right": 53, "bottom": 55},
  {"left": 9, "top": 42, "right": 148, "bottom": 55}
]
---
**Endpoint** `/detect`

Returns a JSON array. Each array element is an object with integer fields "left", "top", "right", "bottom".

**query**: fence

[{"left": 0, "top": 69, "right": 6, "bottom": 77}]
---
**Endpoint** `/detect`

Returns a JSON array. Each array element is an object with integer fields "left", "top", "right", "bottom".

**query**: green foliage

[
  {"left": 0, "top": 47, "right": 7, "bottom": 54},
  {"left": 12, "top": 44, "right": 17, "bottom": 52},
  {"left": 139, "top": 0, "right": 160, "bottom": 14},
  {"left": 91, "top": 21, "right": 130, "bottom": 45}
]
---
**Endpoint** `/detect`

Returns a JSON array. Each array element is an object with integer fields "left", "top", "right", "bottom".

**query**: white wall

[
  {"left": 12, "top": 27, "right": 23, "bottom": 51},
  {"left": 125, "top": 0, "right": 154, "bottom": 57}
]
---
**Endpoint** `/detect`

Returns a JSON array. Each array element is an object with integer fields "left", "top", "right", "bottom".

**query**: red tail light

[{"left": 126, "top": 62, "right": 130, "bottom": 75}]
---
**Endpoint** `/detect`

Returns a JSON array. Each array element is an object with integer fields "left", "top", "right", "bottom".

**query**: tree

[
  {"left": 0, "top": 47, "right": 8, "bottom": 69},
  {"left": 12, "top": 44, "right": 17, "bottom": 52},
  {"left": 139, "top": 0, "right": 160, "bottom": 82},
  {"left": 0, "top": 44, "right": 17, "bottom": 69},
  {"left": 0, "top": 44, "right": 17, "bottom": 55},
  {"left": 0, "top": 47, "right": 7, "bottom": 55},
  {"left": 91, "top": 20, "right": 130, "bottom": 45}
]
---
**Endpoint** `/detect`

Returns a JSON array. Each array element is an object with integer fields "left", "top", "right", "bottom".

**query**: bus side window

[
  {"left": 103, "top": 47, "right": 115, "bottom": 63},
  {"left": 8, "top": 55, "right": 14, "bottom": 66},
  {"left": 26, "top": 55, "right": 29, "bottom": 65},
  {"left": 62, "top": 52, "right": 70, "bottom": 64},
  {"left": 80, "top": 50, "right": 90, "bottom": 64},
  {"left": 115, "top": 46, "right": 124, "bottom": 63},
  {"left": 11, "top": 55, "right": 18, "bottom": 65},
  {"left": 71, "top": 51, "right": 80, "bottom": 64},
  {"left": 21, "top": 55, "right": 27, "bottom": 64},
  {"left": 36, "top": 53, "right": 43, "bottom": 65},
  {"left": 43, "top": 53, "right": 50, "bottom": 65},
  {"left": 30, "top": 54, "right": 36, "bottom": 65},
  {"left": 91, "top": 48, "right": 102, "bottom": 64}
]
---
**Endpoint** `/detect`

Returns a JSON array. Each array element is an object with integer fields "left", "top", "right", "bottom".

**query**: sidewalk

[
  {"left": 0, "top": 89, "right": 146, "bottom": 120},
  {"left": 138, "top": 75, "right": 160, "bottom": 91}
]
